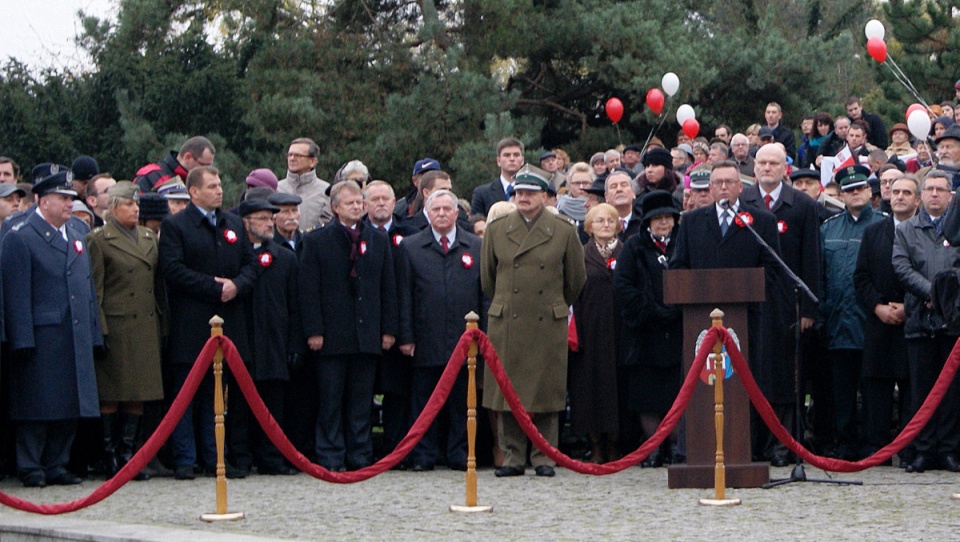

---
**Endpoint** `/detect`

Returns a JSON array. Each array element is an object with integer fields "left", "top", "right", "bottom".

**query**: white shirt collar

[
  {"left": 500, "top": 175, "right": 512, "bottom": 195},
  {"left": 36, "top": 207, "right": 68, "bottom": 241},
  {"left": 432, "top": 227, "right": 456, "bottom": 246},
  {"left": 715, "top": 199, "right": 739, "bottom": 219},
  {"left": 759, "top": 182, "right": 783, "bottom": 205}
]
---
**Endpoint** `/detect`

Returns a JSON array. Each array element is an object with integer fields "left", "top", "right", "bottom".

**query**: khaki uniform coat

[
  {"left": 481, "top": 209, "right": 586, "bottom": 413},
  {"left": 87, "top": 220, "right": 165, "bottom": 401}
]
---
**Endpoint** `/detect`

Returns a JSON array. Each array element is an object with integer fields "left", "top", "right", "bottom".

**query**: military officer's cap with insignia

[
  {"left": 689, "top": 169, "right": 711, "bottom": 190},
  {"left": 32, "top": 171, "right": 78, "bottom": 199},
  {"left": 107, "top": 181, "right": 140, "bottom": 201},
  {"left": 835, "top": 165, "right": 871, "bottom": 192},
  {"left": 512, "top": 164, "right": 550, "bottom": 192},
  {"left": 31, "top": 163, "right": 71, "bottom": 185},
  {"left": 157, "top": 177, "right": 191, "bottom": 200}
]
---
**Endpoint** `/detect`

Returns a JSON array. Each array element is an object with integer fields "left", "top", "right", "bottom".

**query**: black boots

[{"left": 102, "top": 412, "right": 150, "bottom": 481}]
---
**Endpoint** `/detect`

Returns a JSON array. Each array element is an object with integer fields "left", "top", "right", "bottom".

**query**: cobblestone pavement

[{"left": 2, "top": 464, "right": 960, "bottom": 541}]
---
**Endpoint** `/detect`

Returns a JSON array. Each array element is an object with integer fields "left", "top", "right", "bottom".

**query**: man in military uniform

[
  {"left": 481, "top": 166, "right": 586, "bottom": 478},
  {"left": 1, "top": 171, "right": 103, "bottom": 487}
]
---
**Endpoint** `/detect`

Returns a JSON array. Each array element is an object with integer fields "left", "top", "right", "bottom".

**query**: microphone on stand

[{"left": 718, "top": 198, "right": 730, "bottom": 210}]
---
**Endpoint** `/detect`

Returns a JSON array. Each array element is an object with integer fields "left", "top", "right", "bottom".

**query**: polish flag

[{"left": 832, "top": 145, "right": 856, "bottom": 173}]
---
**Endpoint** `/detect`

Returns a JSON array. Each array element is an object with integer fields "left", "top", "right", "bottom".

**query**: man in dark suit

[
  {"left": 299, "top": 181, "right": 398, "bottom": 471},
  {"left": 1, "top": 172, "right": 103, "bottom": 487},
  {"left": 268, "top": 192, "right": 303, "bottom": 254},
  {"left": 846, "top": 97, "right": 888, "bottom": 150},
  {"left": 239, "top": 199, "right": 301, "bottom": 475},
  {"left": 854, "top": 174, "right": 917, "bottom": 465},
  {"left": 364, "top": 180, "right": 418, "bottom": 466},
  {"left": 764, "top": 102, "right": 797, "bottom": 161},
  {"left": 470, "top": 137, "right": 525, "bottom": 217},
  {"left": 158, "top": 165, "right": 259, "bottom": 480},
  {"left": 741, "top": 145, "right": 822, "bottom": 466},
  {"left": 397, "top": 189, "right": 485, "bottom": 471},
  {"left": 604, "top": 169, "right": 643, "bottom": 242},
  {"left": 670, "top": 160, "right": 782, "bottom": 461}
]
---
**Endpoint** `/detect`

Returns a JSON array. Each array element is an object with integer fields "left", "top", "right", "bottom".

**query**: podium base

[
  {"left": 698, "top": 498, "right": 742, "bottom": 507},
  {"left": 199, "top": 512, "right": 245, "bottom": 522},
  {"left": 449, "top": 504, "right": 494, "bottom": 513},
  {"left": 667, "top": 462, "right": 769, "bottom": 489}
]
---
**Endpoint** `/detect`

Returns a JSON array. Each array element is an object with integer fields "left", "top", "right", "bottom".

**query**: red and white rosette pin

[
  {"left": 224, "top": 229, "right": 238, "bottom": 244},
  {"left": 462, "top": 253, "right": 474, "bottom": 269},
  {"left": 392, "top": 235, "right": 403, "bottom": 246},
  {"left": 258, "top": 252, "right": 273, "bottom": 268},
  {"left": 359, "top": 240, "right": 367, "bottom": 255},
  {"left": 73, "top": 240, "right": 84, "bottom": 254},
  {"left": 607, "top": 257, "right": 617, "bottom": 270},
  {"left": 734, "top": 211, "right": 753, "bottom": 228},
  {"left": 777, "top": 220, "right": 788, "bottom": 234}
]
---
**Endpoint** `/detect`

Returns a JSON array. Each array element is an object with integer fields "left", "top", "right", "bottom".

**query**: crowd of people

[{"left": 4, "top": 88, "right": 960, "bottom": 488}]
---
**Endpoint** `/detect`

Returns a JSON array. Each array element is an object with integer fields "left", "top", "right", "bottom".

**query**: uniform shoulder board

[
  {"left": 92, "top": 227, "right": 104, "bottom": 234},
  {"left": 555, "top": 213, "right": 577, "bottom": 227},
  {"left": 11, "top": 221, "right": 25, "bottom": 232},
  {"left": 822, "top": 213, "right": 843, "bottom": 225},
  {"left": 879, "top": 211, "right": 890, "bottom": 217},
  {"left": 487, "top": 213, "right": 508, "bottom": 224}
]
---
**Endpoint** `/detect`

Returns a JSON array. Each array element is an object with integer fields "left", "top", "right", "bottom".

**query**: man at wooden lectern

[{"left": 669, "top": 160, "right": 782, "bottom": 461}]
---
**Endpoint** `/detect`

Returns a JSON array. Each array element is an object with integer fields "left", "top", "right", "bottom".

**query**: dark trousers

[
  {"left": 907, "top": 335, "right": 960, "bottom": 456},
  {"left": 283, "top": 359, "right": 317, "bottom": 460},
  {"left": 251, "top": 379, "right": 286, "bottom": 470},
  {"left": 315, "top": 354, "right": 378, "bottom": 470},
  {"left": 830, "top": 349, "right": 863, "bottom": 457},
  {"left": 861, "top": 376, "right": 912, "bottom": 453},
  {"left": 16, "top": 419, "right": 77, "bottom": 480},
  {"left": 801, "top": 329, "right": 836, "bottom": 452},
  {"left": 378, "top": 351, "right": 412, "bottom": 461},
  {"left": 166, "top": 364, "right": 216, "bottom": 469},
  {"left": 409, "top": 365, "right": 468, "bottom": 467}
]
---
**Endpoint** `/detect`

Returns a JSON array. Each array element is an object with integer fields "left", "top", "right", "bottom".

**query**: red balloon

[
  {"left": 905, "top": 103, "right": 926, "bottom": 122},
  {"left": 645, "top": 88, "right": 665, "bottom": 116},
  {"left": 682, "top": 118, "right": 700, "bottom": 139},
  {"left": 866, "top": 37, "right": 887, "bottom": 63},
  {"left": 605, "top": 97, "right": 624, "bottom": 124}
]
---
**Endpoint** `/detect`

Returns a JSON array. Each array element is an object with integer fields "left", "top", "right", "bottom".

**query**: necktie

[
  {"left": 208, "top": 211, "right": 217, "bottom": 228},
  {"left": 655, "top": 239, "right": 666, "bottom": 253},
  {"left": 441, "top": 236, "right": 449, "bottom": 254},
  {"left": 764, "top": 194, "right": 773, "bottom": 210},
  {"left": 720, "top": 210, "right": 730, "bottom": 235},
  {"left": 621, "top": 219, "right": 627, "bottom": 232},
  {"left": 933, "top": 216, "right": 943, "bottom": 235},
  {"left": 379, "top": 225, "right": 387, "bottom": 233}
]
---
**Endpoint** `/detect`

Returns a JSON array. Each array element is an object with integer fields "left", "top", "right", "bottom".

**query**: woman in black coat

[
  {"left": 614, "top": 190, "right": 683, "bottom": 467},
  {"left": 569, "top": 203, "right": 623, "bottom": 463}
]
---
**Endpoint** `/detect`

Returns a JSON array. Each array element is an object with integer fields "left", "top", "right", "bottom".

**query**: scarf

[{"left": 595, "top": 237, "right": 619, "bottom": 259}]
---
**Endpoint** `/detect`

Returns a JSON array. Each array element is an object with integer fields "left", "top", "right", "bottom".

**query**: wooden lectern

[{"left": 663, "top": 268, "right": 770, "bottom": 489}]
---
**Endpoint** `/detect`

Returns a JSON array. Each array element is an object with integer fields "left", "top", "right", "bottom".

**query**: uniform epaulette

[
  {"left": 11, "top": 221, "right": 24, "bottom": 232},
  {"left": 555, "top": 213, "right": 577, "bottom": 227},
  {"left": 487, "top": 213, "right": 509, "bottom": 224},
  {"left": 92, "top": 227, "right": 103, "bottom": 235},
  {"left": 822, "top": 212, "right": 844, "bottom": 225}
]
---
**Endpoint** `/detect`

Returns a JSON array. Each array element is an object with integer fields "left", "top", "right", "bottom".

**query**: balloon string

[
  {"left": 615, "top": 122, "right": 623, "bottom": 148},
  {"left": 638, "top": 103, "right": 673, "bottom": 159},
  {"left": 884, "top": 55, "right": 930, "bottom": 110}
]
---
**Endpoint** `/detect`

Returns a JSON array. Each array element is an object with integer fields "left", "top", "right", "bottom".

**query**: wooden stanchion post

[
  {"left": 200, "top": 316, "right": 245, "bottom": 522},
  {"left": 699, "top": 309, "right": 741, "bottom": 507},
  {"left": 450, "top": 312, "right": 493, "bottom": 513}
]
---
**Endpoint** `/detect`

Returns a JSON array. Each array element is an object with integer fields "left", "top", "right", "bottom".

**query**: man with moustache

[
  {"left": 855, "top": 174, "right": 917, "bottom": 465},
  {"left": 267, "top": 192, "right": 304, "bottom": 254}
]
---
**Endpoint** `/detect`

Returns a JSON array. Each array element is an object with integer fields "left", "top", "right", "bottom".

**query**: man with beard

[{"left": 239, "top": 199, "right": 301, "bottom": 475}]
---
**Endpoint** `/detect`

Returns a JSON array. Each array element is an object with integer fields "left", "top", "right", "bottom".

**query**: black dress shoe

[
  {"left": 534, "top": 465, "right": 555, "bottom": 477},
  {"left": 942, "top": 455, "right": 960, "bottom": 472},
  {"left": 640, "top": 450, "right": 663, "bottom": 468},
  {"left": 21, "top": 474, "right": 46, "bottom": 488},
  {"left": 411, "top": 464, "right": 434, "bottom": 472},
  {"left": 448, "top": 461, "right": 468, "bottom": 472},
  {"left": 494, "top": 466, "right": 524, "bottom": 477},
  {"left": 47, "top": 472, "right": 82, "bottom": 486},
  {"left": 225, "top": 465, "right": 249, "bottom": 479},
  {"left": 259, "top": 465, "right": 299, "bottom": 475},
  {"left": 174, "top": 465, "right": 196, "bottom": 480},
  {"left": 906, "top": 454, "right": 932, "bottom": 473}
]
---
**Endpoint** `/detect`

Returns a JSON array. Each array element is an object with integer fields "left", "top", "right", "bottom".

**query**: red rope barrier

[
  {"left": 221, "top": 335, "right": 464, "bottom": 483},
  {"left": 719, "top": 327, "right": 960, "bottom": 473},
  {"left": 0, "top": 338, "right": 220, "bottom": 514}
]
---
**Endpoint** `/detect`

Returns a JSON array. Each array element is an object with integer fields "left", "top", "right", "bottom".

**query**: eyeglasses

[
  {"left": 709, "top": 179, "right": 740, "bottom": 187},
  {"left": 570, "top": 181, "right": 592, "bottom": 187},
  {"left": 922, "top": 186, "right": 950, "bottom": 193},
  {"left": 591, "top": 218, "right": 617, "bottom": 225},
  {"left": 287, "top": 153, "right": 314, "bottom": 159}
]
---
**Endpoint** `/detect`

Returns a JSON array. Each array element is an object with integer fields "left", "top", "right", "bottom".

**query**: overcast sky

[{"left": 2, "top": 0, "right": 116, "bottom": 72}]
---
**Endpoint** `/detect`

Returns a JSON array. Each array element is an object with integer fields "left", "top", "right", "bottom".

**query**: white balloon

[
  {"left": 676, "top": 104, "right": 696, "bottom": 125},
  {"left": 907, "top": 110, "right": 932, "bottom": 141},
  {"left": 661, "top": 72, "right": 680, "bottom": 97},
  {"left": 865, "top": 19, "right": 885, "bottom": 41}
]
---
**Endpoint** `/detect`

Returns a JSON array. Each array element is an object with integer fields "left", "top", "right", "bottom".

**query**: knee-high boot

[
  {"left": 101, "top": 413, "right": 119, "bottom": 478},
  {"left": 119, "top": 413, "right": 149, "bottom": 481}
]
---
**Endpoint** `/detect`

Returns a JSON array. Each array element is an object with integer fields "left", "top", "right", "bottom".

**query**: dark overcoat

[
  {"left": 299, "top": 220, "right": 398, "bottom": 356},
  {"left": 247, "top": 239, "right": 303, "bottom": 381},
  {"left": 87, "top": 220, "right": 165, "bottom": 401},
  {"left": 1, "top": 211, "right": 102, "bottom": 420},
  {"left": 741, "top": 182, "right": 822, "bottom": 401},
  {"left": 470, "top": 179, "right": 507, "bottom": 217},
  {"left": 480, "top": 210, "right": 586, "bottom": 413},
  {"left": 670, "top": 201, "right": 782, "bottom": 399},
  {"left": 854, "top": 217, "right": 908, "bottom": 379},
  {"left": 158, "top": 203, "right": 258, "bottom": 366},
  {"left": 397, "top": 227, "right": 485, "bottom": 367},
  {"left": 569, "top": 240, "right": 622, "bottom": 434}
]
